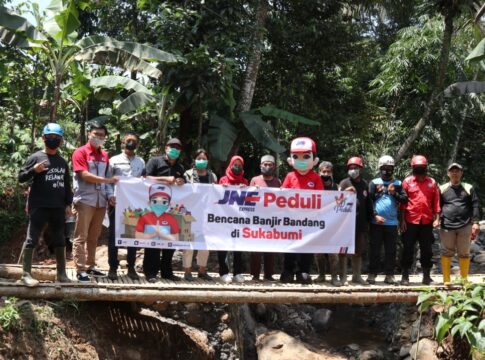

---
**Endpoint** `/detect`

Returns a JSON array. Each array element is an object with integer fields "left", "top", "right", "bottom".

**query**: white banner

[{"left": 115, "top": 177, "right": 356, "bottom": 253}]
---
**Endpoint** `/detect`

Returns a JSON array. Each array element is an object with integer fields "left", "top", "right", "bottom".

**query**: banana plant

[{"left": 0, "top": 1, "right": 183, "bottom": 122}]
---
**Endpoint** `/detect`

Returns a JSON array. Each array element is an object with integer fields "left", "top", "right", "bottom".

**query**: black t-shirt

[
  {"left": 18, "top": 150, "right": 73, "bottom": 209},
  {"left": 440, "top": 184, "right": 480, "bottom": 229},
  {"left": 339, "top": 177, "right": 373, "bottom": 232},
  {"left": 143, "top": 154, "right": 185, "bottom": 179}
]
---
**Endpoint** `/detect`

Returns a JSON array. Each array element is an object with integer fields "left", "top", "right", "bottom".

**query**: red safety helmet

[
  {"left": 411, "top": 155, "right": 428, "bottom": 167},
  {"left": 347, "top": 157, "right": 364, "bottom": 168}
]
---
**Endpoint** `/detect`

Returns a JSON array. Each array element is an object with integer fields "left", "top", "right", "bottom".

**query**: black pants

[
  {"left": 218, "top": 251, "right": 243, "bottom": 276},
  {"left": 143, "top": 248, "right": 175, "bottom": 278},
  {"left": 369, "top": 224, "right": 397, "bottom": 275},
  {"left": 282, "top": 253, "right": 312, "bottom": 275},
  {"left": 25, "top": 207, "right": 65, "bottom": 249},
  {"left": 108, "top": 207, "right": 137, "bottom": 270},
  {"left": 401, "top": 222, "right": 433, "bottom": 270}
]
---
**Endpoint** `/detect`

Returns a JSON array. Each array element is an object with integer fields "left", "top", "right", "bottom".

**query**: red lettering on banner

[{"left": 263, "top": 193, "right": 322, "bottom": 209}]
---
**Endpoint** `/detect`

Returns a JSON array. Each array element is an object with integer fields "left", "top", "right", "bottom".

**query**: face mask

[
  {"left": 167, "top": 147, "right": 181, "bottom": 159},
  {"left": 294, "top": 159, "right": 311, "bottom": 171},
  {"left": 413, "top": 167, "right": 427, "bottom": 176},
  {"left": 380, "top": 169, "right": 393, "bottom": 179},
  {"left": 348, "top": 169, "right": 360, "bottom": 179},
  {"left": 151, "top": 204, "right": 169, "bottom": 216},
  {"left": 195, "top": 159, "right": 208, "bottom": 169},
  {"left": 261, "top": 166, "right": 274, "bottom": 176},
  {"left": 44, "top": 137, "right": 61, "bottom": 150},
  {"left": 231, "top": 165, "right": 242, "bottom": 175},
  {"left": 321, "top": 175, "right": 332, "bottom": 183},
  {"left": 89, "top": 136, "right": 105, "bottom": 148},
  {"left": 125, "top": 140, "right": 137, "bottom": 151}
]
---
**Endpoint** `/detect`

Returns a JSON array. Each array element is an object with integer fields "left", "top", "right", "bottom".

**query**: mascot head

[{"left": 287, "top": 137, "right": 319, "bottom": 175}]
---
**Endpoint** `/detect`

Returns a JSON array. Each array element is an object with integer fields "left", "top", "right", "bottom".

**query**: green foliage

[
  {"left": 417, "top": 284, "right": 485, "bottom": 355},
  {"left": 0, "top": 298, "right": 21, "bottom": 331}
]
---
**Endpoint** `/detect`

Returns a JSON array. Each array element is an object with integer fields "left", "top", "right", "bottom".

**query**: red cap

[
  {"left": 347, "top": 157, "right": 364, "bottom": 168},
  {"left": 411, "top": 155, "right": 428, "bottom": 167},
  {"left": 290, "top": 137, "right": 316, "bottom": 153}
]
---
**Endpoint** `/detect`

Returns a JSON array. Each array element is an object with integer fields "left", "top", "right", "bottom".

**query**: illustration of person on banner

[
  {"left": 135, "top": 184, "right": 180, "bottom": 242},
  {"left": 280, "top": 137, "right": 323, "bottom": 284}
]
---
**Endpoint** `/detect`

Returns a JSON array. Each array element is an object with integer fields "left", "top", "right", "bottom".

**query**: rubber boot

[
  {"left": 351, "top": 256, "right": 368, "bottom": 285},
  {"left": 458, "top": 257, "right": 470, "bottom": 283},
  {"left": 55, "top": 247, "right": 70, "bottom": 283},
  {"left": 400, "top": 269, "right": 410, "bottom": 286},
  {"left": 441, "top": 256, "right": 452, "bottom": 285},
  {"left": 422, "top": 267, "right": 433, "bottom": 285},
  {"left": 314, "top": 255, "right": 326, "bottom": 283},
  {"left": 339, "top": 256, "right": 348, "bottom": 285},
  {"left": 21, "top": 248, "right": 39, "bottom": 287},
  {"left": 329, "top": 255, "right": 342, "bottom": 287}
]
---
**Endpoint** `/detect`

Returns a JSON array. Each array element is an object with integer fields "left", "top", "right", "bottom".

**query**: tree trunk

[
  {"left": 394, "top": 11, "right": 455, "bottom": 163},
  {"left": 449, "top": 106, "right": 466, "bottom": 164},
  {"left": 229, "top": 0, "right": 269, "bottom": 157},
  {"left": 50, "top": 73, "right": 62, "bottom": 122}
]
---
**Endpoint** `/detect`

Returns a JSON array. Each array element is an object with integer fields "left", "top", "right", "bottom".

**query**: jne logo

[{"left": 217, "top": 190, "right": 260, "bottom": 206}]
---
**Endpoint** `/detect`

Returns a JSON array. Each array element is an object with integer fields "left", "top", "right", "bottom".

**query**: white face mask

[
  {"left": 89, "top": 136, "right": 105, "bottom": 148},
  {"left": 348, "top": 168, "right": 360, "bottom": 179}
]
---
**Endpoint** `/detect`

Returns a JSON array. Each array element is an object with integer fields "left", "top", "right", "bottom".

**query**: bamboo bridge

[{"left": 0, "top": 264, "right": 483, "bottom": 304}]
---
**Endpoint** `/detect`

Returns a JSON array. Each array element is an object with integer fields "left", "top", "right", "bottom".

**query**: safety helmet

[
  {"left": 290, "top": 137, "right": 316, "bottom": 153},
  {"left": 347, "top": 156, "right": 364, "bottom": 168},
  {"left": 411, "top": 155, "right": 427, "bottom": 167},
  {"left": 378, "top": 155, "right": 395, "bottom": 168},
  {"left": 42, "top": 123, "right": 64, "bottom": 137}
]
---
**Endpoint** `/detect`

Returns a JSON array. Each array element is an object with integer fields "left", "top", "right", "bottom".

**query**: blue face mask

[
  {"left": 167, "top": 147, "right": 181, "bottom": 159},
  {"left": 151, "top": 204, "right": 169, "bottom": 216},
  {"left": 294, "top": 159, "right": 310, "bottom": 170},
  {"left": 195, "top": 159, "right": 208, "bottom": 169}
]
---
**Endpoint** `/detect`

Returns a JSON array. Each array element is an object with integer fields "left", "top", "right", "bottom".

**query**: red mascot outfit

[{"left": 280, "top": 137, "right": 323, "bottom": 284}]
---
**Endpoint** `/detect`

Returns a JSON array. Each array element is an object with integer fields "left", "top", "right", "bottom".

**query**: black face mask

[
  {"left": 44, "top": 138, "right": 61, "bottom": 150},
  {"left": 413, "top": 167, "right": 427, "bottom": 176},
  {"left": 125, "top": 140, "right": 137, "bottom": 151},
  {"left": 380, "top": 169, "right": 393, "bottom": 179},
  {"left": 321, "top": 175, "right": 332, "bottom": 183},
  {"left": 261, "top": 167, "right": 274, "bottom": 176},
  {"left": 231, "top": 165, "right": 242, "bottom": 175}
]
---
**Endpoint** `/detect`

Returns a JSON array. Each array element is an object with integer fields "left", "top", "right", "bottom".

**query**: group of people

[{"left": 18, "top": 122, "right": 480, "bottom": 288}]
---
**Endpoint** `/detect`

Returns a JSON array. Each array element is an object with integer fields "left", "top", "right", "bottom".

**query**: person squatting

[{"left": 18, "top": 125, "right": 481, "bottom": 287}]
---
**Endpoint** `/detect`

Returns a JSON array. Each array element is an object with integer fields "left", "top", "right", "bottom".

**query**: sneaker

[
  {"left": 198, "top": 272, "right": 213, "bottom": 281},
  {"left": 184, "top": 272, "right": 194, "bottom": 281},
  {"left": 264, "top": 275, "right": 277, "bottom": 282},
  {"left": 86, "top": 267, "right": 106, "bottom": 277},
  {"left": 367, "top": 274, "right": 377, "bottom": 284},
  {"left": 233, "top": 274, "right": 245, "bottom": 283},
  {"left": 77, "top": 272, "right": 90, "bottom": 282},
  {"left": 220, "top": 274, "right": 232, "bottom": 283},
  {"left": 280, "top": 272, "right": 294, "bottom": 283},
  {"left": 147, "top": 276, "right": 158, "bottom": 283},
  {"left": 108, "top": 268, "right": 118, "bottom": 281},
  {"left": 384, "top": 275, "right": 395, "bottom": 285},
  {"left": 314, "top": 274, "right": 326, "bottom": 283},
  {"left": 296, "top": 272, "right": 312, "bottom": 285},
  {"left": 252, "top": 275, "right": 261, "bottom": 282},
  {"left": 127, "top": 267, "right": 140, "bottom": 281}
]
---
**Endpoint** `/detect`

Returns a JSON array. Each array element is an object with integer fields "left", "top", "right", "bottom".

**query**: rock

[
  {"left": 347, "top": 343, "right": 360, "bottom": 352},
  {"left": 312, "top": 308, "right": 332, "bottom": 332},
  {"left": 256, "top": 330, "right": 345, "bottom": 360},
  {"left": 220, "top": 329, "right": 235, "bottom": 343},
  {"left": 399, "top": 343, "right": 412, "bottom": 358},
  {"left": 410, "top": 339, "right": 438, "bottom": 360},
  {"left": 470, "top": 242, "right": 481, "bottom": 254},
  {"left": 125, "top": 349, "right": 141, "bottom": 360},
  {"left": 221, "top": 313, "right": 230, "bottom": 323},
  {"left": 360, "top": 349, "right": 384, "bottom": 360},
  {"left": 473, "top": 253, "right": 485, "bottom": 264},
  {"left": 256, "top": 303, "right": 267, "bottom": 317},
  {"left": 119, "top": 260, "right": 128, "bottom": 268},
  {"left": 411, "top": 318, "right": 434, "bottom": 341},
  {"left": 185, "top": 312, "right": 204, "bottom": 327},
  {"left": 152, "top": 301, "right": 169, "bottom": 312}
]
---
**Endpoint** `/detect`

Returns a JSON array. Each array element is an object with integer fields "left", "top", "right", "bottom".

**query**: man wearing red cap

[
  {"left": 400, "top": 155, "right": 440, "bottom": 285},
  {"left": 339, "top": 156, "right": 374, "bottom": 285},
  {"left": 280, "top": 137, "right": 323, "bottom": 284}
]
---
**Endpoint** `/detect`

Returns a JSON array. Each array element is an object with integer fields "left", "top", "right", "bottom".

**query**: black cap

[{"left": 167, "top": 138, "right": 182, "bottom": 146}]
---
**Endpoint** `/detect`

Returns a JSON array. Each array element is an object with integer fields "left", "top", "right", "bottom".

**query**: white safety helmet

[{"left": 378, "top": 155, "right": 395, "bottom": 168}]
